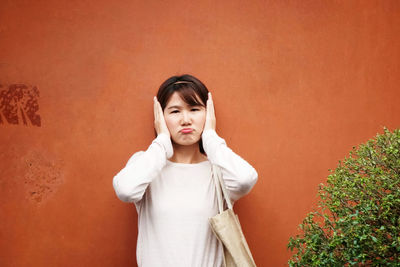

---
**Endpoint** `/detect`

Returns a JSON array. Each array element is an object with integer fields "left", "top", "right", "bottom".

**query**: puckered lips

[{"left": 180, "top": 128, "right": 193, "bottom": 134}]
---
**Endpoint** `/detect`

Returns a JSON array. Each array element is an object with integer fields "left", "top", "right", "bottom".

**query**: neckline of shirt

[{"left": 166, "top": 159, "right": 210, "bottom": 166}]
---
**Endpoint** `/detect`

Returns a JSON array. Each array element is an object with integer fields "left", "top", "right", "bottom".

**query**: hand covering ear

[
  {"left": 153, "top": 97, "right": 170, "bottom": 137},
  {"left": 204, "top": 92, "right": 216, "bottom": 131}
]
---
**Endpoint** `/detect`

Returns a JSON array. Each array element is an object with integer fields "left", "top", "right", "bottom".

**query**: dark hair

[{"left": 156, "top": 74, "right": 210, "bottom": 154}]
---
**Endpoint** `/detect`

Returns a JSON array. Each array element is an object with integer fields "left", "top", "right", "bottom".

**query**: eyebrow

[
  {"left": 167, "top": 104, "right": 204, "bottom": 110},
  {"left": 167, "top": 105, "right": 182, "bottom": 110}
]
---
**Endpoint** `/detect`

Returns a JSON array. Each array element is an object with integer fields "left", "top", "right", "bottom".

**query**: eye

[
  {"left": 170, "top": 110, "right": 179, "bottom": 114},
  {"left": 191, "top": 108, "right": 200, "bottom": 112}
]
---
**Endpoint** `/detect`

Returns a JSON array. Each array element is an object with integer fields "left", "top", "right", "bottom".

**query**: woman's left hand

[{"left": 204, "top": 92, "right": 216, "bottom": 131}]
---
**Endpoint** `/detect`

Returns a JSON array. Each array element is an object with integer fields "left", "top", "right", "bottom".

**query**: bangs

[
  {"left": 175, "top": 85, "right": 205, "bottom": 107},
  {"left": 157, "top": 75, "right": 209, "bottom": 111}
]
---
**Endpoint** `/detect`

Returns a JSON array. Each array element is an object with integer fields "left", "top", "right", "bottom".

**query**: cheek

[
  {"left": 163, "top": 115, "right": 175, "bottom": 129},
  {"left": 198, "top": 112, "right": 206, "bottom": 128}
]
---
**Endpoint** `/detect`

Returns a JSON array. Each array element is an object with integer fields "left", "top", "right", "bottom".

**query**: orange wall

[{"left": 1, "top": 1, "right": 400, "bottom": 266}]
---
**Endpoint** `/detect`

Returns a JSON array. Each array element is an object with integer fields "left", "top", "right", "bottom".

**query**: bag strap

[
  {"left": 211, "top": 164, "right": 233, "bottom": 214},
  {"left": 212, "top": 164, "right": 224, "bottom": 213}
]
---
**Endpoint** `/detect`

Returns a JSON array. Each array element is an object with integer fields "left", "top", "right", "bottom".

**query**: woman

[{"left": 113, "top": 74, "right": 258, "bottom": 267}]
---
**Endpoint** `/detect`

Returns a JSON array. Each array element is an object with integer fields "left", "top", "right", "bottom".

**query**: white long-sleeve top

[{"left": 113, "top": 129, "right": 258, "bottom": 267}]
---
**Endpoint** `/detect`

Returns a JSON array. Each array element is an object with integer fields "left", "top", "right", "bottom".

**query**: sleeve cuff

[
  {"left": 152, "top": 133, "right": 173, "bottom": 159},
  {"left": 202, "top": 129, "right": 226, "bottom": 155},
  {"left": 202, "top": 129, "right": 226, "bottom": 143}
]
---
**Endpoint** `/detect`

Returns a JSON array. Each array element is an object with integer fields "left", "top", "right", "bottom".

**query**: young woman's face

[{"left": 163, "top": 92, "right": 206, "bottom": 147}]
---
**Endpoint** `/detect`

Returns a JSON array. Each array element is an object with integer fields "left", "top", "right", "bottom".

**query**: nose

[{"left": 181, "top": 110, "right": 191, "bottom": 125}]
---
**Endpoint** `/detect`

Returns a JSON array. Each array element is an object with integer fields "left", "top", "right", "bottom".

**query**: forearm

[
  {"left": 202, "top": 129, "right": 258, "bottom": 202},
  {"left": 112, "top": 133, "right": 173, "bottom": 203}
]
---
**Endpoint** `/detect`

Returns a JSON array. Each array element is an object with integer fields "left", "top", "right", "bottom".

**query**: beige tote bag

[{"left": 209, "top": 164, "right": 257, "bottom": 267}]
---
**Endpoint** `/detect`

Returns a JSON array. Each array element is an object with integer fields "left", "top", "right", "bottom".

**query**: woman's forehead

[{"left": 166, "top": 91, "right": 204, "bottom": 107}]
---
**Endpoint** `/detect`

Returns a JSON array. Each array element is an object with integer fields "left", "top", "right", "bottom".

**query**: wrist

[
  {"left": 154, "top": 133, "right": 173, "bottom": 158},
  {"left": 202, "top": 129, "right": 217, "bottom": 139}
]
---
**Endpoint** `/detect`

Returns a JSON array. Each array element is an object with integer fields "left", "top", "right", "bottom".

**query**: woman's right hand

[{"left": 153, "top": 97, "right": 170, "bottom": 137}]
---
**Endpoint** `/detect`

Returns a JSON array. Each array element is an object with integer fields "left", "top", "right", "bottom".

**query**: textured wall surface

[{"left": 1, "top": 0, "right": 400, "bottom": 266}]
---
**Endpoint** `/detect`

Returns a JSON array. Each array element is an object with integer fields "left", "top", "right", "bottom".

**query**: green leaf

[{"left": 287, "top": 128, "right": 400, "bottom": 266}]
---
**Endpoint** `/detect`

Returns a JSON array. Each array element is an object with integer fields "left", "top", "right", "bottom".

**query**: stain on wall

[
  {"left": 0, "top": 84, "right": 41, "bottom": 126},
  {"left": 22, "top": 150, "right": 63, "bottom": 203}
]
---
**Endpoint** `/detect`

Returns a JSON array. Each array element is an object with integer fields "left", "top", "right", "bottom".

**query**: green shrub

[{"left": 288, "top": 128, "right": 400, "bottom": 266}]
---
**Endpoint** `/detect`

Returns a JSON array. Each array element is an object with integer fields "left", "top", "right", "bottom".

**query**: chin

[
  {"left": 174, "top": 141, "right": 199, "bottom": 147},
  {"left": 172, "top": 137, "right": 201, "bottom": 147}
]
